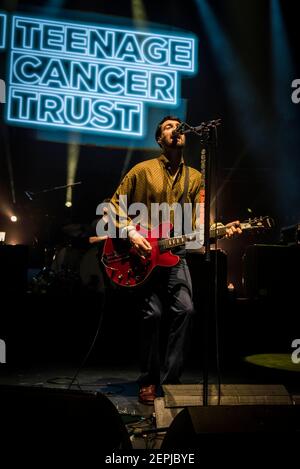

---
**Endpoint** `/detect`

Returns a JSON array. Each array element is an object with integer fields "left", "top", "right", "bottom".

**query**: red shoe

[{"left": 138, "top": 385, "right": 157, "bottom": 405}]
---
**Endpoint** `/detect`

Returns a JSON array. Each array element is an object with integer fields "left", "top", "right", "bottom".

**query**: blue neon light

[
  {"left": 10, "top": 51, "right": 177, "bottom": 104},
  {"left": 0, "top": 13, "right": 7, "bottom": 49},
  {"left": 6, "top": 14, "right": 197, "bottom": 138}
]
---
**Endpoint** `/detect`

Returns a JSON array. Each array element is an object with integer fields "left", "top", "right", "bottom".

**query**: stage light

[
  {"left": 271, "top": 0, "right": 294, "bottom": 114},
  {"left": 131, "top": 0, "right": 147, "bottom": 24},
  {"left": 66, "top": 139, "right": 80, "bottom": 209},
  {"left": 10, "top": 215, "right": 17, "bottom": 222},
  {"left": 118, "top": 0, "right": 147, "bottom": 178},
  {"left": 270, "top": 0, "right": 297, "bottom": 219}
]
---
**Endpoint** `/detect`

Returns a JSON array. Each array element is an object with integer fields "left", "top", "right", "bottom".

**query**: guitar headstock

[{"left": 243, "top": 216, "right": 275, "bottom": 230}]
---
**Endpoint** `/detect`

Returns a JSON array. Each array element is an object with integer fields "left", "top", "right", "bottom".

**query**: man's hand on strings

[
  {"left": 129, "top": 230, "right": 152, "bottom": 259},
  {"left": 224, "top": 220, "right": 242, "bottom": 238}
]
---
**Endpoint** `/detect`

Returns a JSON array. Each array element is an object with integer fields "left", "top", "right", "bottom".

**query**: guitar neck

[
  {"left": 159, "top": 222, "right": 254, "bottom": 251},
  {"left": 210, "top": 222, "right": 254, "bottom": 239},
  {"left": 159, "top": 233, "right": 197, "bottom": 251}
]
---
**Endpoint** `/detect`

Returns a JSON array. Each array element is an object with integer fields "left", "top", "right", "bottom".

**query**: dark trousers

[{"left": 137, "top": 258, "right": 194, "bottom": 385}]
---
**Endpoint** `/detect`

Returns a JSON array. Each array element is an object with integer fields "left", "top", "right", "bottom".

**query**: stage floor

[
  {"left": 1, "top": 288, "right": 299, "bottom": 451},
  {"left": 1, "top": 360, "right": 299, "bottom": 450}
]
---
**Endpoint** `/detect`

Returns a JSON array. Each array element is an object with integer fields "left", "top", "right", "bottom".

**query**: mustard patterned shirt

[{"left": 110, "top": 154, "right": 202, "bottom": 233}]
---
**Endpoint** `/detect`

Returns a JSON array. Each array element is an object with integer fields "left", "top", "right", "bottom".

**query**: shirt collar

[{"left": 158, "top": 154, "right": 185, "bottom": 170}]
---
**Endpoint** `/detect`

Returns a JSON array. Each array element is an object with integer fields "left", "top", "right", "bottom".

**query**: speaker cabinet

[
  {"left": 162, "top": 405, "right": 300, "bottom": 454},
  {"left": 0, "top": 385, "right": 131, "bottom": 453},
  {"left": 243, "top": 244, "right": 300, "bottom": 300}
]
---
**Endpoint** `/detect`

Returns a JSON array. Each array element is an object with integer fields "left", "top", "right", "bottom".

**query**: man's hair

[{"left": 155, "top": 115, "right": 182, "bottom": 145}]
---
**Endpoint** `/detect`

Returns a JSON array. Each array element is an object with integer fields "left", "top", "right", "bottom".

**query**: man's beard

[{"left": 166, "top": 137, "right": 184, "bottom": 148}]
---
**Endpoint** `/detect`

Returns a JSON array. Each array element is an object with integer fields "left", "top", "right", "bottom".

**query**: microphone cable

[{"left": 67, "top": 293, "right": 106, "bottom": 391}]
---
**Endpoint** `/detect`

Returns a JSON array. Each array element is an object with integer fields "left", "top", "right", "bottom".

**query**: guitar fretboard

[
  {"left": 158, "top": 222, "right": 259, "bottom": 251},
  {"left": 159, "top": 234, "right": 197, "bottom": 251}
]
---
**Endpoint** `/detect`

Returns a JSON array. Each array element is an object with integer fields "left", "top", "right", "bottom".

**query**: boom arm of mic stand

[{"left": 184, "top": 119, "right": 221, "bottom": 143}]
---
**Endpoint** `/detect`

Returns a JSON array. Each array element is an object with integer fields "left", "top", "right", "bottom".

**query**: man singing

[{"left": 109, "top": 115, "right": 241, "bottom": 405}]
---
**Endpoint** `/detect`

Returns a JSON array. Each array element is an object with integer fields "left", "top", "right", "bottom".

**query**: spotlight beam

[
  {"left": 271, "top": 0, "right": 295, "bottom": 118},
  {"left": 66, "top": 139, "right": 80, "bottom": 209},
  {"left": 194, "top": 0, "right": 273, "bottom": 156}
]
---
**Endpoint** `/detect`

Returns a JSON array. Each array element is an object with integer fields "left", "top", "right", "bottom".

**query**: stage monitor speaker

[
  {"left": 243, "top": 244, "right": 300, "bottom": 301},
  {"left": 0, "top": 384, "right": 131, "bottom": 453},
  {"left": 161, "top": 405, "right": 300, "bottom": 454}
]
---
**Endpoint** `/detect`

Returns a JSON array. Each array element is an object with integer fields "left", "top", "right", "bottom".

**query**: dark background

[
  {"left": 0, "top": 0, "right": 300, "bottom": 372},
  {"left": 0, "top": 0, "right": 299, "bottom": 369},
  {"left": 1, "top": 0, "right": 300, "bottom": 292}
]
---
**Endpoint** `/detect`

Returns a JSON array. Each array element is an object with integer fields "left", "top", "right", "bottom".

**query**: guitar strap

[
  {"left": 164, "top": 164, "right": 190, "bottom": 238},
  {"left": 179, "top": 165, "right": 190, "bottom": 208},
  {"left": 177, "top": 165, "right": 189, "bottom": 236}
]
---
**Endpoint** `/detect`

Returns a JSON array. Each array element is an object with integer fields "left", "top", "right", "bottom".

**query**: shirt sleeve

[{"left": 109, "top": 169, "right": 136, "bottom": 236}]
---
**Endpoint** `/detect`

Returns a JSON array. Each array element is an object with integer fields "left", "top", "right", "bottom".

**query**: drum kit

[
  {"left": 29, "top": 222, "right": 106, "bottom": 295},
  {"left": 25, "top": 182, "right": 107, "bottom": 295},
  {"left": 48, "top": 223, "right": 106, "bottom": 295}
]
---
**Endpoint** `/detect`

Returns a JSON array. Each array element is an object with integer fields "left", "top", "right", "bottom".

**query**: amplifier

[
  {"left": 242, "top": 243, "right": 300, "bottom": 300},
  {"left": 280, "top": 223, "right": 300, "bottom": 245}
]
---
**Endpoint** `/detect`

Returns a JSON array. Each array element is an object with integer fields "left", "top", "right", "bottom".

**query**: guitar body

[{"left": 102, "top": 222, "right": 179, "bottom": 287}]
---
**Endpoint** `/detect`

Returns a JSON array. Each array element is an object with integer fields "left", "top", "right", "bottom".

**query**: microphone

[
  {"left": 171, "top": 122, "right": 185, "bottom": 138},
  {"left": 171, "top": 119, "right": 221, "bottom": 139}
]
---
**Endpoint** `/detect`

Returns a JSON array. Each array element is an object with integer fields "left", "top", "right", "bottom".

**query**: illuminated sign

[
  {"left": 6, "top": 15, "right": 196, "bottom": 138},
  {"left": 0, "top": 13, "right": 6, "bottom": 48}
]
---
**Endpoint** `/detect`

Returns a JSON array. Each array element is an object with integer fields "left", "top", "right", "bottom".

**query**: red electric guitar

[{"left": 101, "top": 216, "right": 273, "bottom": 288}]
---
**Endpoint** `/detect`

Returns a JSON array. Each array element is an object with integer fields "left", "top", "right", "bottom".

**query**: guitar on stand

[{"left": 101, "top": 216, "right": 273, "bottom": 288}]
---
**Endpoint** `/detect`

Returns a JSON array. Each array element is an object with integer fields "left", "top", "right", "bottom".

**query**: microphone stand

[
  {"left": 181, "top": 119, "right": 221, "bottom": 406},
  {"left": 24, "top": 181, "right": 82, "bottom": 201}
]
